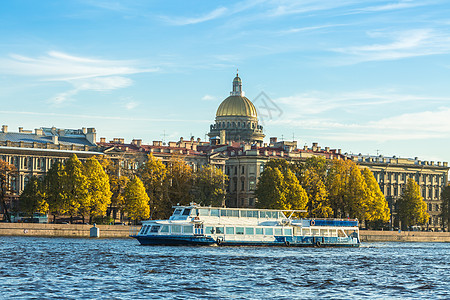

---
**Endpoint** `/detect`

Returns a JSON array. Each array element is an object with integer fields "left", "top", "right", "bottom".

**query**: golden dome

[{"left": 216, "top": 96, "right": 257, "bottom": 118}]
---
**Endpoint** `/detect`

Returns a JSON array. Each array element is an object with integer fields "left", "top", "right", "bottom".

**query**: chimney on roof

[
  {"left": 52, "top": 135, "right": 59, "bottom": 145},
  {"left": 86, "top": 128, "right": 97, "bottom": 145},
  {"left": 153, "top": 141, "right": 162, "bottom": 146},
  {"left": 82, "top": 127, "right": 87, "bottom": 134},
  {"left": 270, "top": 137, "right": 277, "bottom": 144},
  {"left": 58, "top": 129, "right": 65, "bottom": 136},
  {"left": 132, "top": 139, "right": 142, "bottom": 147},
  {"left": 303, "top": 145, "right": 308, "bottom": 150},
  {"left": 2, "top": 125, "right": 7, "bottom": 133},
  {"left": 18, "top": 127, "right": 23, "bottom": 133},
  {"left": 100, "top": 137, "right": 106, "bottom": 143},
  {"left": 35, "top": 128, "right": 43, "bottom": 136}
]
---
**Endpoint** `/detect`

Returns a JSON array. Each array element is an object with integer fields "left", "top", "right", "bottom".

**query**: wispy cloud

[
  {"left": 162, "top": 7, "right": 227, "bottom": 25},
  {"left": 202, "top": 94, "right": 217, "bottom": 101},
  {"left": 333, "top": 29, "right": 450, "bottom": 64},
  {"left": 357, "top": 0, "right": 426, "bottom": 12},
  {"left": 0, "top": 51, "right": 157, "bottom": 104},
  {"left": 270, "top": 0, "right": 358, "bottom": 17}
]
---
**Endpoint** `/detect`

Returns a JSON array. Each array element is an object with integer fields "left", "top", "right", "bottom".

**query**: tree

[
  {"left": 84, "top": 157, "right": 112, "bottom": 222},
  {"left": 0, "top": 159, "right": 17, "bottom": 222},
  {"left": 397, "top": 178, "right": 429, "bottom": 230},
  {"left": 139, "top": 154, "right": 167, "bottom": 219},
  {"left": 64, "top": 154, "right": 89, "bottom": 223},
  {"left": 19, "top": 176, "right": 48, "bottom": 217},
  {"left": 96, "top": 155, "right": 129, "bottom": 221},
  {"left": 123, "top": 176, "right": 150, "bottom": 222},
  {"left": 191, "top": 164, "right": 228, "bottom": 207},
  {"left": 362, "top": 168, "right": 390, "bottom": 226},
  {"left": 303, "top": 169, "right": 332, "bottom": 218},
  {"left": 439, "top": 185, "right": 450, "bottom": 231},
  {"left": 164, "top": 157, "right": 194, "bottom": 216},
  {"left": 255, "top": 160, "right": 308, "bottom": 211},
  {"left": 44, "top": 161, "right": 67, "bottom": 222}
]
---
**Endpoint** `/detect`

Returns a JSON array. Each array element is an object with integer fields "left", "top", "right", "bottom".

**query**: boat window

[
  {"left": 220, "top": 210, "right": 227, "bottom": 217},
  {"left": 259, "top": 211, "right": 269, "bottom": 218},
  {"left": 160, "top": 225, "right": 169, "bottom": 233},
  {"left": 273, "top": 212, "right": 279, "bottom": 219},
  {"left": 183, "top": 226, "right": 193, "bottom": 234},
  {"left": 182, "top": 209, "right": 191, "bottom": 216},
  {"left": 205, "top": 226, "right": 215, "bottom": 234},
  {"left": 255, "top": 228, "right": 263, "bottom": 235},
  {"left": 140, "top": 225, "right": 149, "bottom": 234},
  {"left": 245, "top": 227, "right": 254, "bottom": 235},
  {"left": 229, "top": 210, "right": 239, "bottom": 217},
  {"left": 236, "top": 227, "right": 244, "bottom": 235},
  {"left": 215, "top": 227, "right": 224, "bottom": 234},
  {"left": 274, "top": 228, "right": 283, "bottom": 235},
  {"left": 210, "top": 209, "right": 219, "bottom": 217},
  {"left": 150, "top": 225, "right": 161, "bottom": 233},
  {"left": 240, "top": 210, "right": 247, "bottom": 217},
  {"left": 284, "top": 228, "right": 292, "bottom": 236},
  {"left": 264, "top": 228, "right": 273, "bottom": 235},
  {"left": 172, "top": 225, "right": 182, "bottom": 233},
  {"left": 226, "top": 227, "right": 234, "bottom": 235},
  {"left": 248, "top": 211, "right": 258, "bottom": 218},
  {"left": 198, "top": 209, "right": 209, "bottom": 216},
  {"left": 173, "top": 208, "right": 182, "bottom": 216}
]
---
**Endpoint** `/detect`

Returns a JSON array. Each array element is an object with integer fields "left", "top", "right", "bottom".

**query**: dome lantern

[{"left": 231, "top": 70, "right": 242, "bottom": 96}]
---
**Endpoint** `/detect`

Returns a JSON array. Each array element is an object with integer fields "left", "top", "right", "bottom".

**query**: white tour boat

[{"left": 131, "top": 204, "right": 360, "bottom": 247}]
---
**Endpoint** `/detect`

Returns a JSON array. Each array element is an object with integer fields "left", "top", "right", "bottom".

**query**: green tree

[
  {"left": 397, "top": 178, "right": 429, "bottom": 230},
  {"left": 64, "top": 154, "right": 89, "bottom": 223},
  {"left": 123, "top": 176, "right": 150, "bottom": 222},
  {"left": 19, "top": 176, "right": 48, "bottom": 217},
  {"left": 191, "top": 164, "right": 228, "bottom": 207},
  {"left": 0, "top": 159, "right": 16, "bottom": 222},
  {"left": 255, "top": 160, "right": 308, "bottom": 211},
  {"left": 439, "top": 185, "right": 450, "bottom": 231},
  {"left": 139, "top": 154, "right": 167, "bottom": 219},
  {"left": 362, "top": 168, "right": 390, "bottom": 226},
  {"left": 84, "top": 157, "right": 112, "bottom": 223},
  {"left": 44, "top": 161, "right": 67, "bottom": 223}
]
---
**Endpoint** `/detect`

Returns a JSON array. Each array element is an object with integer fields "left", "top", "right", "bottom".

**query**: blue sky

[{"left": 1, "top": 0, "right": 450, "bottom": 164}]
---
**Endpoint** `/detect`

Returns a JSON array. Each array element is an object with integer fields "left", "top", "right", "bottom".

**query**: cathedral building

[{"left": 208, "top": 73, "right": 265, "bottom": 146}]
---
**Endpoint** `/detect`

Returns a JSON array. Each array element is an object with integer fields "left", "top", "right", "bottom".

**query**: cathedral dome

[
  {"left": 216, "top": 96, "right": 257, "bottom": 118},
  {"left": 215, "top": 72, "right": 257, "bottom": 118}
]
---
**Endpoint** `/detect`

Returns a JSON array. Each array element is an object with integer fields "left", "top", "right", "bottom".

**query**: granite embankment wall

[
  {"left": 0, "top": 223, "right": 139, "bottom": 238},
  {"left": 359, "top": 230, "right": 450, "bottom": 243},
  {"left": 0, "top": 224, "right": 449, "bottom": 242}
]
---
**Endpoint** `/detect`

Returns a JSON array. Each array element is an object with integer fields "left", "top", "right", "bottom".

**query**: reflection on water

[{"left": 0, "top": 237, "right": 449, "bottom": 299}]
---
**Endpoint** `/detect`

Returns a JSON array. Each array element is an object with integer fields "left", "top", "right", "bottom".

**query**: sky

[{"left": 1, "top": 0, "right": 450, "bottom": 164}]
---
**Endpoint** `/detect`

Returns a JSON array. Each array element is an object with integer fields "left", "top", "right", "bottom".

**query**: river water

[{"left": 0, "top": 237, "right": 449, "bottom": 299}]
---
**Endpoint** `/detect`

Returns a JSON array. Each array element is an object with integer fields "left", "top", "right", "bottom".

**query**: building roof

[
  {"left": 216, "top": 95, "right": 257, "bottom": 118},
  {"left": 0, "top": 132, "right": 93, "bottom": 146}
]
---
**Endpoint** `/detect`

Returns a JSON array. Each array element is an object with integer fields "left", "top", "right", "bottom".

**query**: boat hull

[{"left": 132, "top": 235, "right": 360, "bottom": 247}]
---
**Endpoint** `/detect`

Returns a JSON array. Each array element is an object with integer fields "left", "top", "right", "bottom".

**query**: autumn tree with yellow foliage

[
  {"left": 123, "top": 176, "right": 150, "bottom": 222},
  {"left": 255, "top": 159, "right": 308, "bottom": 211}
]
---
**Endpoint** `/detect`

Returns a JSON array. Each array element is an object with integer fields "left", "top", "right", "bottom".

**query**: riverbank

[
  {"left": 0, "top": 223, "right": 449, "bottom": 242},
  {"left": 0, "top": 223, "right": 138, "bottom": 238}
]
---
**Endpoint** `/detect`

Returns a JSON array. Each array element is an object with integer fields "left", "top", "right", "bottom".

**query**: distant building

[
  {"left": 208, "top": 73, "right": 265, "bottom": 146},
  {"left": 351, "top": 154, "right": 448, "bottom": 230},
  {"left": 0, "top": 125, "right": 101, "bottom": 218}
]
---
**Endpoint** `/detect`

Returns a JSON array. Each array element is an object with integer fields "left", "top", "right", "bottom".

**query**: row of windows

[
  {"left": 205, "top": 226, "right": 292, "bottom": 236},
  {"left": 196, "top": 208, "right": 282, "bottom": 219},
  {"left": 216, "top": 121, "right": 257, "bottom": 129},
  {"left": 375, "top": 172, "right": 445, "bottom": 185},
  {"left": 381, "top": 185, "right": 442, "bottom": 199}
]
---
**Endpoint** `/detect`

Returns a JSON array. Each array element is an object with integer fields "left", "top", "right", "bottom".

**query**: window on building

[
  {"left": 429, "top": 187, "right": 432, "bottom": 199},
  {"left": 241, "top": 179, "right": 245, "bottom": 191},
  {"left": 242, "top": 166, "right": 245, "bottom": 174}
]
